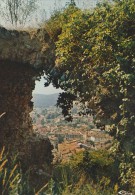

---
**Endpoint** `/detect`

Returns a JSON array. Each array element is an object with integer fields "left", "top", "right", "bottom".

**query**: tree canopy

[{"left": 44, "top": 0, "right": 135, "bottom": 188}]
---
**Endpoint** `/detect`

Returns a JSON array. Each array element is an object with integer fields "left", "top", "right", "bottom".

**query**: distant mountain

[{"left": 32, "top": 93, "right": 59, "bottom": 107}]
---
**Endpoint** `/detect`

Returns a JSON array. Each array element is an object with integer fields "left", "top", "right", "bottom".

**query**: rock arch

[{"left": 0, "top": 26, "right": 55, "bottom": 175}]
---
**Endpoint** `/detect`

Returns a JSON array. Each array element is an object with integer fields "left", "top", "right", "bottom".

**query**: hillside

[{"left": 32, "top": 93, "right": 59, "bottom": 107}]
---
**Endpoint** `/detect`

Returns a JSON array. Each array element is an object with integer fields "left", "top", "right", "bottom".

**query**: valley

[{"left": 31, "top": 93, "right": 113, "bottom": 163}]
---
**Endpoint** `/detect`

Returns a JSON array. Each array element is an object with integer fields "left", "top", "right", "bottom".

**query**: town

[{"left": 31, "top": 103, "right": 113, "bottom": 162}]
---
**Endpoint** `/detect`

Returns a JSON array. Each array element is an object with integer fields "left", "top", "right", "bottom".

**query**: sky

[{"left": 33, "top": 77, "right": 63, "bottom": 95}]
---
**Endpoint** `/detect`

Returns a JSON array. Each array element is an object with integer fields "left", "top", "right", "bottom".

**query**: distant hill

[{"left": 32, "top": 93, "right": 59, "bottom": 107}]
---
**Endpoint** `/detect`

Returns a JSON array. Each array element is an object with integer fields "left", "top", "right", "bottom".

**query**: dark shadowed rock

[{"left": 0, "top": 26, "right": 55, "bottom": 189}]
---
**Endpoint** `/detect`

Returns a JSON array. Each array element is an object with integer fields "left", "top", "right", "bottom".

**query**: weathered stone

[
  {"left": 0, "top": 26, "right": 55, "bottom": 69},
  {"left": 0, "top": 26, "right": 55, "bottom": 186}
]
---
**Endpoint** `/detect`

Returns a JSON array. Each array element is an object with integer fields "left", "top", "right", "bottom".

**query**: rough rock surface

[
  {"left": 0, "top": 26, "right": 55, "bottom": 69},
  {"left": 0, "top": 62, "right": 35, "bottom": 147},
  {"left": 0, "top": 27, "right": 55, "bottom": 184},
  {"left": 0, "top": 62, "right": 53, "bottom": 167}
]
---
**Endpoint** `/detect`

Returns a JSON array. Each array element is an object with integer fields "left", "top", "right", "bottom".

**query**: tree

[
  {"left": 45, "top": 0, "right": 135, "bottom": 189},
  {"left": 0, "top": 0, "right": 37, "bottom": 27}
]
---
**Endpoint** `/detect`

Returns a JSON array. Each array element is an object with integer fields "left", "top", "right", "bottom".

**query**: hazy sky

[{"left": 33, "top": 77, "right": 63, "bottom": 95}]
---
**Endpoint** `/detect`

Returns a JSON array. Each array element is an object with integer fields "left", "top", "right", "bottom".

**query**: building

[{"left": 55, "top": 131, "right": 84, "bottom": 142}]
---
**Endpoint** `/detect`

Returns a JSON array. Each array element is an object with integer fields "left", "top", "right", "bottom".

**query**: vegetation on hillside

[
  {"left": 0, "top": 147, "right": 117, "bottom": 194},
  {"left": 44, "top": 150, "right": 119, "bottom": 195}
]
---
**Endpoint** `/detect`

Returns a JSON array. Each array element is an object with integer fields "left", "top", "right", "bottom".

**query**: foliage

[
  {"left": 43, "top": 150, "right": 119, "bottom": 195},
  {"left": 0, "top": 147, "right": 35, "bottom": 194},
  {"left": 69, "top": 150, "right": 119, "bottom": 184},
  {"left": 0, "top": 145, "right": 124, "bottom": 194},
  {"left": 43, "top": 2, "right": 79, "bottom": 41},
  {"left": 45, "top": 0, "right": 135, "bottom": 188},
  {"left": 56, "top": 92, "right": 76, "bottom": 121},
  {"left": 0, "top": 147, "right": 21, "bottom": 194}
]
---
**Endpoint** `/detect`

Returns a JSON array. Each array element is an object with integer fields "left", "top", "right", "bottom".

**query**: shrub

[
  {"left": 69, "top": 150, "right": 119, "bottom": 185},
  {"left": 0, "top": 147, "right": 35, "bottom": 195}
]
